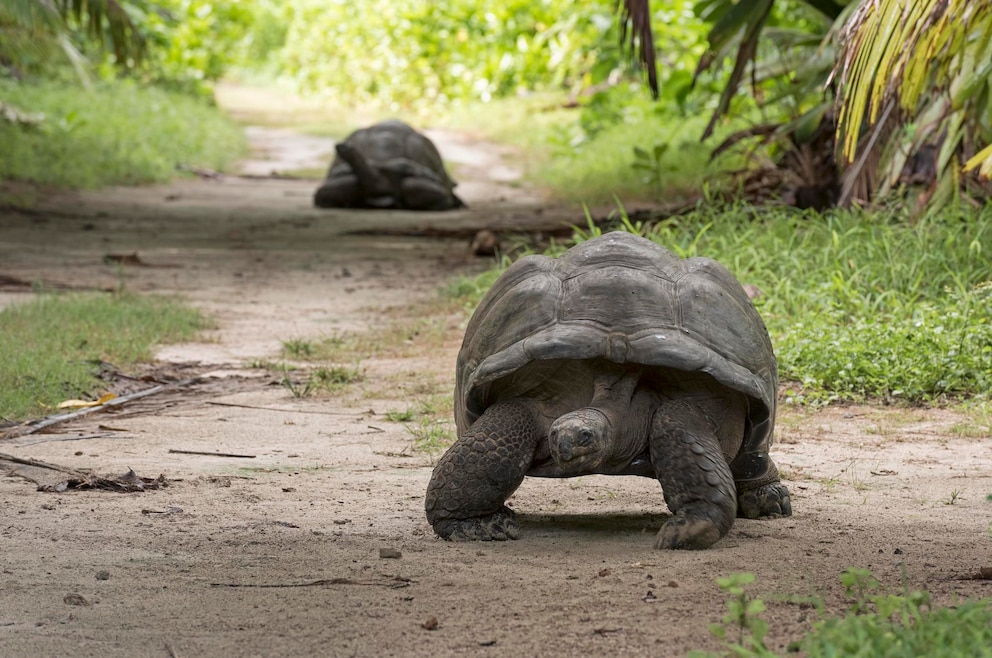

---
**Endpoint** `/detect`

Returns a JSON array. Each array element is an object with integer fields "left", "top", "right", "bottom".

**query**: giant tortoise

[
  {"left": 313, "top": 120, "right": 464, "bottom": 211},
  {"left": 425, "top": 231, "right": 791, "bottom": 550}
]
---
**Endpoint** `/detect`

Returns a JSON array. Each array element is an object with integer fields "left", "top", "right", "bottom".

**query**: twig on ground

[
  {"left": 0, "top": 452, "right": 89, "bottom": 477},
  {"left": 211, "top": 577, "right": 413, "bottom": 589},
  {"left": 12, "top": 433, "right": 118, "bottom": 446},
  {"left": 204, "top": 401, "right": 362, "bottom": 415},
  {"left": 168, "top": 449, "right": 256, "bottom": 459}
]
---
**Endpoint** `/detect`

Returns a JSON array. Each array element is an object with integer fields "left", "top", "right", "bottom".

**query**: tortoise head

[{"left": 548, "top": 408, "right": 611, "bottom": 473}]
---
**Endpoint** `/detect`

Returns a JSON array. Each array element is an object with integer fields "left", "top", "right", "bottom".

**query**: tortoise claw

[
  {"left": 737, "top": 482, "right": 792, "bottom": 519},
  {"left": 654, "top": 513, "right": 723, "bottom": 550},
  {"left": 431, "top": 507, "right": 520, "bottom": 542}
]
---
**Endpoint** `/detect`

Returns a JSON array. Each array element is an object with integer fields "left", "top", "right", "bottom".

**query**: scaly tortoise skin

[
  {"left": 313, "top": 120, "right": 465, "bottom": 211},
  {"left": 425, "top": 231, "right": 791, "bottom": 549}
]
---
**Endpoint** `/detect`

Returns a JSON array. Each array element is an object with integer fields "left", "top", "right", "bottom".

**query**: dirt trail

[{"left": 1, "top": 122, "right": 990, "bottom": 658}]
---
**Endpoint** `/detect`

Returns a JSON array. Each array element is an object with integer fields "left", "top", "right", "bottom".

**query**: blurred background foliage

[{"left": 1, "top": 0, "right": 991, "bottom": 210}]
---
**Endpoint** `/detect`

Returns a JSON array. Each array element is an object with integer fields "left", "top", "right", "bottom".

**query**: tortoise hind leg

[
  {"left": 730, "top": 426, "right": 793, "bottom": 520},
  {"left": 399, "top": 177, "right": 458, "bottom": 210},
  {"left": 649, "top": 399, "right": 737, "bottom": 550},
  {"left": 425, "top": 399, "right": 543, "bottom": 541}
]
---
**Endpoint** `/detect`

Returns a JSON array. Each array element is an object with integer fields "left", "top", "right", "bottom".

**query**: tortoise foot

[
  {"left": 654, "top": 507, "right": 724, "bottom": 550},
  {"left": 432, "top": 506, "right": 520, "bottom": 542},
  {"left": 737, "top": 482, "right": 792, "bottom": 519}
]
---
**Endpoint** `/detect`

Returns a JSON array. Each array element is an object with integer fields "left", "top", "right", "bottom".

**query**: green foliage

[
  {"left": 836, "top": 1, "right": 992, "bottom": 205},
  {"left": 0, "top": 292, "right": 207, "bottom": 421},
  {"left": 126, "top": 0, "right": 259, "bottom": 94},
  {"left": 801, "top": 568, "right": 992, "bottom": 658},
  {"left": 695, "top": 569, "right": 992, "bottom": 658},
  {"left": 275, "top": 0, "right": 613, "bottom": 107},
  {"left": 0, "top": 78, "right": 246, "bottom": 189},
  {"left": 451, "top": 204, "right": 992, "bottom": 404},
  {"left": 0, "top": 0, "right": 145, "bottom": 82},
  {"left": 272, "top": 0, "right": 711, "bottom": 109},
  {"left": 691, "top": 572, "right": 776, "bottom": 658},
  {"left": 641, "top": 207, "right": 992, "bottom": 403},
  {"left": 776, "top": 282, "right": 992, "bottom": 402}
]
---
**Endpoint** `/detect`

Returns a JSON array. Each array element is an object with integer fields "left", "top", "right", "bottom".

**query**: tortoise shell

[{"left": 454, "top": 231, "right": 777, "bottom": 475}]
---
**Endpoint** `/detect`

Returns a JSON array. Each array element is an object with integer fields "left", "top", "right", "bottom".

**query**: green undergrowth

[
  {"left": 0, "top": 292, "right": 208, "bottom": 421},
  {"left": 0, "top": 79, "right": 246, "bottom": 192},
  {"left": 446, "top": 204, "right": 992, "bottom": 405},
  {"left": 443, "top": 91, "right": 741, "bottom": 205},
  {"left": 693, "top": 569, "right": 992, "bottom": 658}
]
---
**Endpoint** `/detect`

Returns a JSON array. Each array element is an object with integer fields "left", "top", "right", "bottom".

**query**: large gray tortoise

[
  {"left": 313, "top": 120, "right": 465, "bottom": 211},
  {"left": 425, "top": 231, "right": 791, "bottom": 550}
]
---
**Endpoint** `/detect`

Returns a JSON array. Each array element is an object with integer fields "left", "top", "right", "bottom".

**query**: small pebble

[
  {"left": 95, "top": 571, "right": 111, "bottom": 581},
  {"left": 64, "top": 593, "right": 90, "bottom": 606},
  {"left": 380, "top": 548, "right": 402, "bottom": 559}
]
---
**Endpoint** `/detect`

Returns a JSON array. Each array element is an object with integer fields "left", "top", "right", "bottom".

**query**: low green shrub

[{"left": 694, "top": 569, "right": 992, "bottom": 658}]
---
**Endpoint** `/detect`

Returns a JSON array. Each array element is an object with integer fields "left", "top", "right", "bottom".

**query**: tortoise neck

[{"left": 588, "top": 365, "right": 641, "bottom": 412}]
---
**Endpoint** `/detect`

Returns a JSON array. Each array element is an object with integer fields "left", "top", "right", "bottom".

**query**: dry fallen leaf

[{"left": 56, "top": 392, "right": 117, "bottom": 409}]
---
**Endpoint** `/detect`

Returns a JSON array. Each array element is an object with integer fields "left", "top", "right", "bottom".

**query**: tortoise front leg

[
  {"left": 313, "top": 174, "right": 362, "bottom": 208},
  {"left": 649, "top": 400, "right": 737, "bottom": 550},
  {"left": 425, "top": 399, "right": 543, "bottom": 541}
]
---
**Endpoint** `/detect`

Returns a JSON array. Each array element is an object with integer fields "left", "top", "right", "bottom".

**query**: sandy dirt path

[{"left": 0, "top": 123, "right": 990, "bottom": 658}]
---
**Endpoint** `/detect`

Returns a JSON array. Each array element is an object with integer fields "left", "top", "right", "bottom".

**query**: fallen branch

[
  {"left": 168, "top": 449, "right": 256, "bottom": 459},
  {"left": 1, "top": 378, "right": 201, "bottom": 440}
]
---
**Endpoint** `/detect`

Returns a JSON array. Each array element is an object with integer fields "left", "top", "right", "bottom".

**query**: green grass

[
  {"left": 449, "top": 204, "right": 992, "bottom": 404},
  {"left": 405, "top": 417, "right": 455, "bottom": 460},
  {"left": 281, "top": 364, "right": 365, "bottom": 398},
  {"left": 0, "top": 79, "right": 247, "bottom": 191},
  {"left": 0, "top": 292, "right": 208, "bottom": 421}
]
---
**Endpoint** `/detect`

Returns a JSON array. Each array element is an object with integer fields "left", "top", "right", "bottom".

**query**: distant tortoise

[
  {"left": 313, "top": 120, "right": 465, "bottom": 211},
  {"left": 425, "top": 232, "right": 791, "bottom": 550}
]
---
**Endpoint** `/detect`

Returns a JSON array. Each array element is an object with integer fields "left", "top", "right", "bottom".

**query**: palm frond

[
  {"left": 693, "top": 0, "right": 775, "bottom": 140},
  {"left": 617, "top": 0, "right": 658, "bottom": 97},
  {"left": 835, "top": 0, "right": 992, "bottom": 205},
  {"left": 0, "top": 0, "right": 146, "bottom": 71}
]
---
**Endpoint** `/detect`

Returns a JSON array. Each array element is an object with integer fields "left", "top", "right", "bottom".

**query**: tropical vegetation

[{"left": 3, "top": 0, "right": 990, "bottom": 210}]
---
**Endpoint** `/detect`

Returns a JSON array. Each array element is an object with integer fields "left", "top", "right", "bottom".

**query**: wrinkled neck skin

[{"left": 549, "top": 366, "right": 653, "bottom": 474}]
